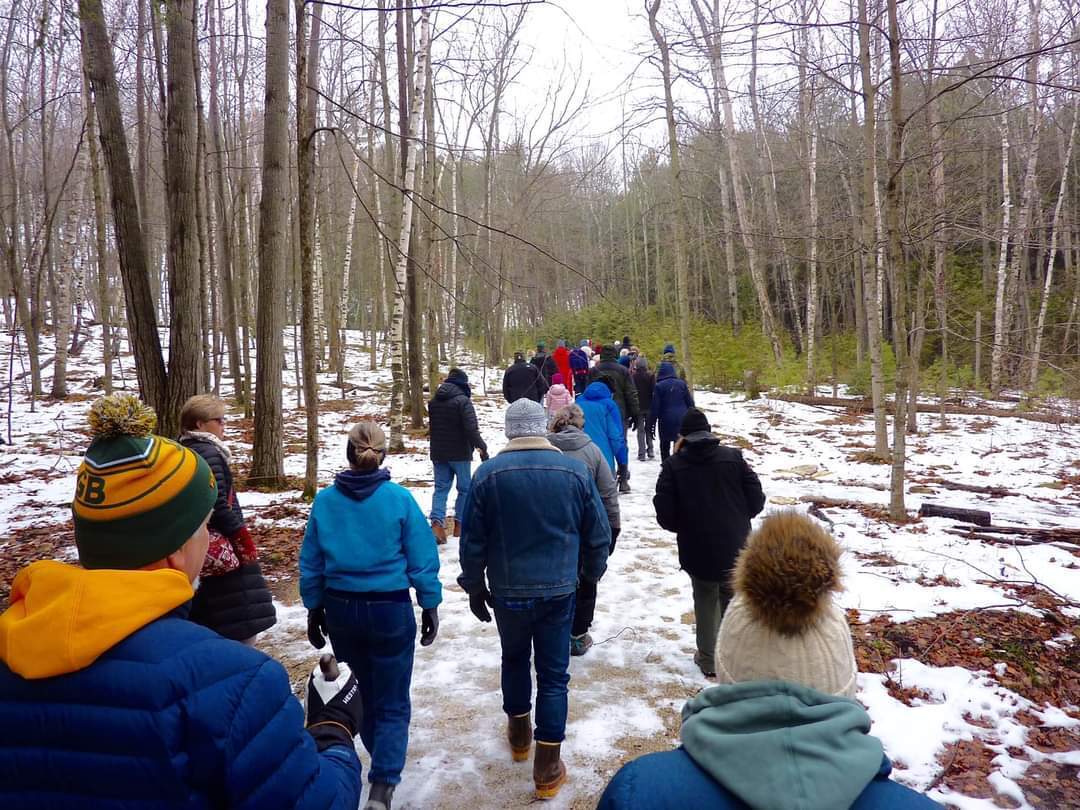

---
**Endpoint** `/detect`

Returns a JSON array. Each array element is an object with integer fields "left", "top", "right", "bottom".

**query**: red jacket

[{"left": 552, "top": 346, "right": 572, "bottom": 386}]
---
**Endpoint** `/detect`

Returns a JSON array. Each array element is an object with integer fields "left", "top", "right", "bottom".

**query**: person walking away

[
  {"left": 648, "top": 362, "right": 694, "bottom": 461},
  {"left": 568, "top": 344, "right": 590, "bottom": 396},
  {"left": 588, "top": 344, "right": 639, "bottom": 492},
  {"left": 543, "top": 373, "right": 574, "bottom": 418},
  {"left": 631, "top": 357, "right": 655, "bottom": 461},
  {"left": 598, "top": 512, "right": 940, "bottom": 810},
  {"left": 301, "top": 421, "right": 442, "bottom": 810},
  {"left": 530, "top": 341, "right": 559, "bottom": 385},
  {"left": 577, "top": 381, "right": 629, "bottom": 493},
  {"left": 179, "top": 394, "right": 276, "bottom": 644},
  {"left": 458, "top": 399, "right": 610, "bottom": 800},
  {"left": 547, "top": 405, "right": 620, "bottom": 656},
  {"left": 618, "top": 348, "right": 631, "bottom": 367},
  {"left": 427, "top": 368, "right": 488, "bottom": 544},
  {"left": 503, "top": 351, "right": 548, "bottom": 404},
  {"left": 661, "top": 342, "right": 688, "bottom": 381},
  {"left": 653, "top": 408, "right": 765, "bottom": 678},
  {"left": 0, "top": 394, "right": 362, "bottom": 808},
  {"left": 552, "top": 340, "right": 572, "bottom": 385}
]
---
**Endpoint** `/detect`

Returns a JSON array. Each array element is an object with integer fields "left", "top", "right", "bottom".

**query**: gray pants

[
  {"left": 689, "top": 576, "right": 732, "bottom": 674},
  {"left": 636, "top": 410, "right": 654, "bottom": 458}
]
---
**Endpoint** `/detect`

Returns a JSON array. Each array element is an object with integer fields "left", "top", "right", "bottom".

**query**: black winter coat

[
  {"left": 633, "top": 368, "right": 655, "bottom": 414},
  {"left": 428, "top": 381, "right": 487, "bottom": 462},
  {"left": 179, "top": 434, "right": 243, "bottom": 536},
  {"left": 531, "top": 352, "right": 559, "bottom": 385},
  {"left": 179, "top": 435, "right": 276, "bottom": 641},
  {"left": 653, "top": 433, "right": 765, "bottom": 582},
  {"left": 503, "top": 360, "right": 548, "bottom": 403},
  {"left": 589, "top": 360, "right": 640, "bottom": 423}
]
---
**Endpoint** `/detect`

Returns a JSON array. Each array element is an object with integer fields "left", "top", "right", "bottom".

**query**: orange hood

[{"left": 0, "top": 560, "right": 193, "bottom": 679}]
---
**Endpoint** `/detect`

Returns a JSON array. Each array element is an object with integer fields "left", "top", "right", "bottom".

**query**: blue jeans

[
  {"left": 493, "top": 593, "right": 575, "bottom": 743},
  {"left": 430, "top": 461, "right": 472, "bottom": 525},
  {"left": 324, "top": 590, "right": 416, "bottom": 785}
]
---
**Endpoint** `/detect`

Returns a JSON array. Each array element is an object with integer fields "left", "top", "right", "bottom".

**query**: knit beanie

[
  {"left": 505, "top": 399, "right": 548, "bottom": 439},
  {"left": 72, "top": 394, "right": 217, "bottom": 570},
  {"left": 663, "top": 343, "right": 676, "bottom": 355},
  {"left": 447, "top": 368, "right": 468, "bottom": 385},
  {"left": 537, "top": 341, "right": 546, "bottom": 351},
  {"left": 552, "top": 373, "right": 564, "bottom": 385},
  {"left": 715, "top": 511, "right": 857, "bottom": 698},
  {"left": 600, "top": 344, "right": 617, "bottom": 361},
  {"left": 680, "top": 407, "right": 711, "bottom": 436},
  {"left": 557, "top": 339, "right": 566, "bottom": 348}
]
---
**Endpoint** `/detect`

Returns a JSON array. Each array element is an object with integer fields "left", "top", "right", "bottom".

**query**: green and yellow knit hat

[{"left": 72, "top": 394, "right": 217, "bottom": 570}]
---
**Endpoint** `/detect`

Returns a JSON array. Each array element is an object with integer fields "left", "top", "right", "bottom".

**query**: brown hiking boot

[
  {"left": 451, "top": 516, "right": 462, "bottom": 537},
  {"left": 431, "top": 521, "right": 447, "bottom": 545},
  {"left": 507, "top": 712, "right": 532, "bottom": 762},
  {"left": 533, "top": 741, "right": 567, "bottom": 799}
]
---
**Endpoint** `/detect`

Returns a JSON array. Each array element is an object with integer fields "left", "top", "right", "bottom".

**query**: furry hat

[{"left": 715, "top": 511, "right": 857, "bottom": 698}]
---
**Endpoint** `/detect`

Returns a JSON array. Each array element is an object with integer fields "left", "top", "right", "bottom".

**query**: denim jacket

[{"left": 457, "top": 437, "right": 611, "bottom": 598}]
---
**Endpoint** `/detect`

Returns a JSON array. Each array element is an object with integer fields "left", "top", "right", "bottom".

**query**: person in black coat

[
  {"left": 428, "top": 368, "right": 489, "bottom": 543},
  {"left": 653, "top": 408, "right": 765, "bottom": 677},
  {"left": 530, "top": 341, "right": 559, "bottom": 385},
  {"left": 631, "top": 357, "right": 655, "bottom": 461},
  {"left": 179, "top": 395, "right": 276, "bottom": 644},
  {"left": 588, "top": 344, "right": 640, "bottom": 491},
  {"left": 503, "top": 351, "right": 549, "bottom": 403}
]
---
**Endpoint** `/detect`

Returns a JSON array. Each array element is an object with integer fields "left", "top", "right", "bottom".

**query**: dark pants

[
  {"left": 571, "top": 579, "right": 597, "bottom": 637},
  {"left": 324, "top": 590, "right": 416, "bottom": 785},
  {"left": 636, "top": 410, "right": 654, "bottom": 459},
  {"left": 689, "top": 576, "right": 732, "bottom": 674},
  {"left": 493, "top": 593, "right": 575, "bottom": 743},
  {"left": 659, "top": 437, "right": 673, "bottom": 461}
]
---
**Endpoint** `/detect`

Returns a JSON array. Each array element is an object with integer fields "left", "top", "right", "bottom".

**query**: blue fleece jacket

[
  {"left": 300, "top": 469, "right": 442, "bottom": 609},
  {"left": 578, "top": 381, "right": 628, "bottom": 471}
]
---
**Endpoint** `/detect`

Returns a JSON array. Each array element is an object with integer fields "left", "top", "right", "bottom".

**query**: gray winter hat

[{"left": 505, "top": 399, "right": 548, "bottom": 439}]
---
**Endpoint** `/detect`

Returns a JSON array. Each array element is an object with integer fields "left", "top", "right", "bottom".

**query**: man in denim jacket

[{"left": 458, "top": 398, "right": 610, "bottom": 800}]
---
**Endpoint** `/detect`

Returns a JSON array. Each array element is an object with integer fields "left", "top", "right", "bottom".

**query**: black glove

[
  {"left": 420, "top": 607, "right": 439, "bottom": 646},
  {"left": 305, "top": 660, "right": 362, "bottom": 752},
  {"left": 479, "top": 448, "right": 490, "bottom": 462},
  {"left": 630, "top": 416, "right": 639, "bottom": 432},
  {"left": 609, "top": 526, "right": 620, "bottom": 554},
  {"left": 307, "top": 607, "right": 327, "bottom": 649},
  {"left": 469, "top": 588, "right": 493, "bottom": 623}
]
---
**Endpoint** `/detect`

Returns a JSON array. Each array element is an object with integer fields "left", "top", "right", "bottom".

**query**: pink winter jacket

[{"left": 544, "top": 384, "right": 574, "bottom": 415}]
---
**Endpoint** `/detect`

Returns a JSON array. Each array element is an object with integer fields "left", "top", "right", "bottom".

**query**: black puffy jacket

[
  {"left": 503, "top": 360, "right": 548, "bottom": 403},
  {"left": 427, "top": 381, "right": 487, "bottom": 462},
  {"left": 179, "top": 434, "right": 244, "bottom": 536},
  {"left": 653, "top": 433, "right": 765, "bottom": 581}
]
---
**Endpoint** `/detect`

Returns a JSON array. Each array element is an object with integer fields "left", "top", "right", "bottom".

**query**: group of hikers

[{"left": 0, "top": 347, "right": 940, "bottom": 808}]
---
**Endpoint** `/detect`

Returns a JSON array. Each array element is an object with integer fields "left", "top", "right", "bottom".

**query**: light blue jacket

[
  {"left": 300, "top": 469, "right": 442, "bottom": 610},
  {"left": 578, "top": 381, "right": 629, "bottom": 471}
]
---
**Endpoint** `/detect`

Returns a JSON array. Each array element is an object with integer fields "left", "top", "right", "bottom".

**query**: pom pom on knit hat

[
  {"left": 73, "top": 394, "right": 217, "bottom": 570},
  {"left": 715, "top": 511, "right": 856, "bottom": 698},
  {"left": 505, "top": 399, "right": 548, "bottom": 439}
]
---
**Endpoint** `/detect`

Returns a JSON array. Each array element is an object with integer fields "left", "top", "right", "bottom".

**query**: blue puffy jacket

[
  {"left": 458, "top": 437, "right": 611, "bottom": 598},
  {"left": 649, "top": 362, "right": 695, "bottom": 441},
  {"left": 0, "top": 561, "right": 361, "bottom": 809},
  {"left": 578, "top": 381, "right": 628, "bottom": 472},
  {"left": 300, "top": 468, "right": 442, "bottom": 610}
]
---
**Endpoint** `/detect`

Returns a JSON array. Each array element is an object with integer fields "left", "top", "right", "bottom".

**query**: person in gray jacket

[{"left": 548, "top": 404, "right": 621, "bottom": 656}]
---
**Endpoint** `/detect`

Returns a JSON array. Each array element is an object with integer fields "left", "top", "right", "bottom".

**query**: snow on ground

[{"left": 2, "top": 325, "right": 1079, "bottom": 808}]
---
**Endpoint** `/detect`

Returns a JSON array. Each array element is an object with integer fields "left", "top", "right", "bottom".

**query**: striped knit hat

[{"left": 72, "top": 394, "right": 217, "bottom": 570}]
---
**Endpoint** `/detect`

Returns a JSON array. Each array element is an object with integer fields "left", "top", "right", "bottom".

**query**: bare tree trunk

[
  {"left": 80, "top": 0, "right": 167, "bottom": 409},
  {"left": 991, "top": 115, "right": 1013, "bottom": 392},
  {"left": 49, "top": 139, "right": 86, "bottom": 400},
  {"left": 250, "top": 0, "right": 289, "bottom": 488},
  {"left": 648, "top": 0, "right": 694, "bottom": 387},
  {"left": 84, "top": 69, "right": 112, "bottom": 393},
  {"left": 389, "top": 12, "right": 429, "bottom": 452}
]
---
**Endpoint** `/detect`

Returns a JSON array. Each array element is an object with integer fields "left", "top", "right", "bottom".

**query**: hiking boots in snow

[
  {"left": 364, "top": 783, "right": 395, "bottom": 810},
  {"left": 431, "top": 520, "right": 447, "bottom": 545},
  {"left": 450, "top": 516, "right": 462, "bottom": 537},
  {"left": 618, "top": 478, "right": 631, "bottom": 494},
  {"left": 533, "top": 741, "right": 567, "bottom": 799},
  {"left": 693, "top": 652, "right": 717, "bottom": 679},
  {"left": 570, "top": 633, "right": 593, "bottom": 656},
  {"left": 508, "top": 712, "right": 532, "bottom": 762}
]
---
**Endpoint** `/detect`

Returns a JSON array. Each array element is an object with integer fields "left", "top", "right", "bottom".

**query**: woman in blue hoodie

[
  {"left": 300, "top": 421, "right": 442, "bottom": 810},
  {"left": 649, "top": 362, "right": 695, "bottom": 461},
  {"left": 577, "top": 380, "right": 629, "bottom": 479}
]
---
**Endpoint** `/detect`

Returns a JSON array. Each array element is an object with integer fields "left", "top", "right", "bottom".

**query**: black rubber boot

[{"left": 365, "top": 783, "right": 395, "bottom": 810}]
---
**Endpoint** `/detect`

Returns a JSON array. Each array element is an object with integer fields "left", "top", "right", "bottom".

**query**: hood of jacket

[
  {"left": 547, "top": 426, "right": 591, "bottom": 452},
  {"left": 0, "top": 560, "right": 194, "bottom": 680},
  {"left": 582, "top": 381, "right": 614, "bottom": 401},
  {"left": 657, "top": 362, "right": 676, "bottom": 381},
  {"left": 435, "top": 380, "right": 469, "bottom": 400},
  {"left": 548, "top": 383, "right": 569, "bottom": 397},
  {"left": 681, "top": 680, "right": 884, "bottom": 810},
  {"left": 334, "top": 467, "right": 392, "bottom": 501}
]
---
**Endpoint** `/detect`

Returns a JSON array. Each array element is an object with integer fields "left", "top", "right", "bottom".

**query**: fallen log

[
  {"left": 960, "top": 523, "right": 1080, "bottom": 543},
  {"left": 917, "top": 477, "right": 1018, "bottom": 498},
  {"left": 771, "top": 393, "right": 1080, "bottom": 425},
  {"left": 944, "top": 527, "right": 1080, "bottom": 550},
  {"left": 919, "top": 503, "right": 992, "bottom": 526}
]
